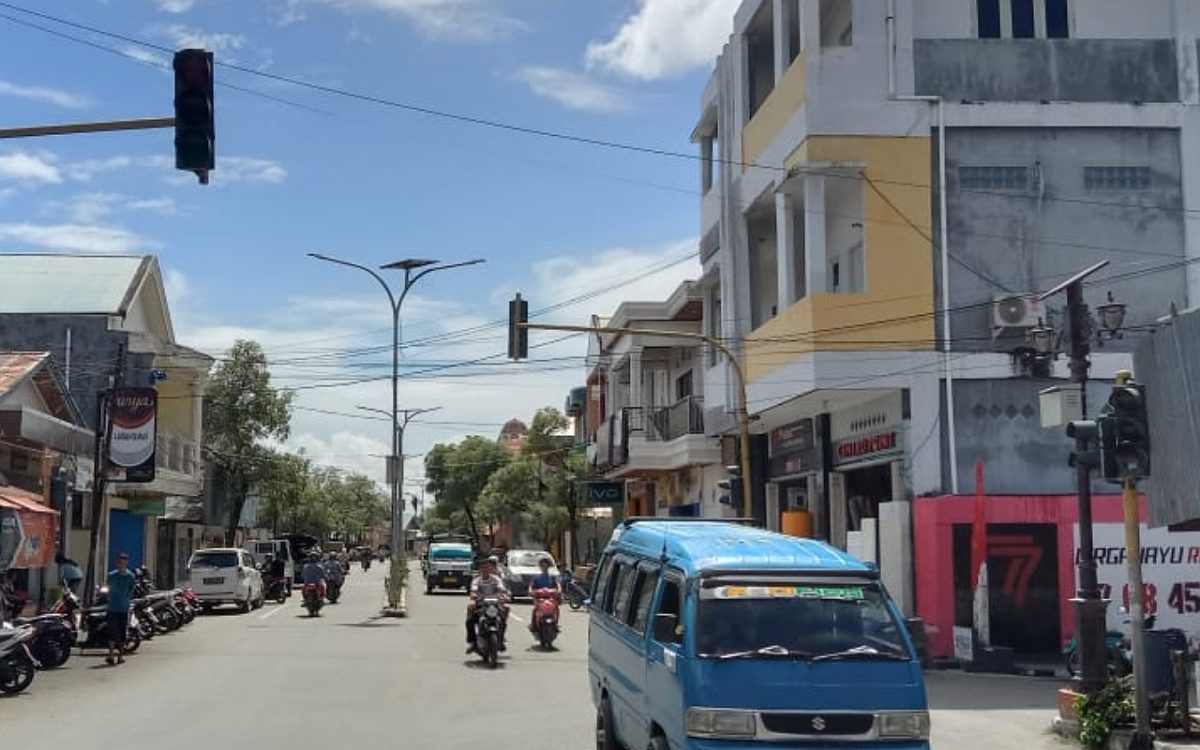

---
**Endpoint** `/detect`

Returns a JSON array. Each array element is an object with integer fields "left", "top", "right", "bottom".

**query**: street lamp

[
  {"left": 358, "top": 404, "right": 440, "bottom": 534},
  {"left": 308, "top": 252, "right": 483, "bottom": 565}
]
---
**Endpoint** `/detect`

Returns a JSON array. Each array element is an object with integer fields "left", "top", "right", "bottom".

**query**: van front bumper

[{"left": 687, "top": 741, "right": 929, "bottom": 750}]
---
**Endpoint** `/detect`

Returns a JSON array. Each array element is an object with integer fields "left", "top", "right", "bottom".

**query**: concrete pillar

[
  {"left": 775, "top": 191, "right": 797, "bottom": 310},
  {"left": 798, "top": 0, "right": 819, "bottom": 53},
  {"left": 701, "top": 136, "right": 714, "bottom": 193},
  {"left": 629, "top": 352, "right": 643, "bottom": 409},
  {"left": 772, "top": 0, "right": 792, "bottom": 82},
  {"left": 803, "top": 175, "right": 827, "bottom": 294},
  {"left": 880, "top": 500, "right": 914, "bottom": 616}
]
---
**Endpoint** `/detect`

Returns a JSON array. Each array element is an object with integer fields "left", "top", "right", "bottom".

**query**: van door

[
  {"left": 614, "top": 561, "right": 660, "bottom": 750},
  {"left": 645, "top": 571, "right": 686, "bottom": 749}
]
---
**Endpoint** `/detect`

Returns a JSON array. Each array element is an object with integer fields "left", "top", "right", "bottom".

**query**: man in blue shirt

[{"left": 106, "top": 552, "right": 136, "bottom": 666}]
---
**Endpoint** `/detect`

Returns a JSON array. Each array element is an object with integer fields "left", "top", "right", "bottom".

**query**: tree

[
  {"left": 255, "top": 449, "right": 310, "bottom": 535},
  {"left": 424, "top": 437, "right": 512, "bottom": 548},
  {"left": 478, "top": 459, "right": 539, "bottom": 526},
  {"left": 523, "top": 407, "right": 571, "bottom": 465},
  {"left": 203, "top": 340, "right": 293, "bottom": 544}
]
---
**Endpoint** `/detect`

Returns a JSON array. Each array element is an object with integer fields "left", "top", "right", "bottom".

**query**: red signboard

[{"left": 835, "top": 431, "right": 898, "bottom": 462}]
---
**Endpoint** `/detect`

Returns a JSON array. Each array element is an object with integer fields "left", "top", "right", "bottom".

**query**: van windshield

[
  {"left": 430, "top": 546, "right": 473, "bottom": 560},
  {"left": 696, "top": 582, "right": 910, "bottom": 661}
]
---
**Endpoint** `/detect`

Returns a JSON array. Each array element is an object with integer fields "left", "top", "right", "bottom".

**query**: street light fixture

[
  {"left": 1027, "top": 318, "right": 1055, "bottom": 355},
  {"left": 308, "top": 252, "right": 483, "bottom": 568},
  {"left": 1097, "top": 291, "right": 1127, "bottom": 338}
]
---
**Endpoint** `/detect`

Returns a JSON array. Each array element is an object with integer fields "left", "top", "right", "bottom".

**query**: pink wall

[{"left": 913, "top": 493, "right": 1144, "bottom": 658}]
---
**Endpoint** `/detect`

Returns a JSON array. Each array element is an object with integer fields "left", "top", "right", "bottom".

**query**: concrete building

[
  {"left": 0, "top": 254, "right": 213, "bottom": 589},
  {"left": 694, "top": 0, "right": 1198, "bottom": 659},
  {"left": 586, "top": 281, "right": 731, "bottom": 520}
]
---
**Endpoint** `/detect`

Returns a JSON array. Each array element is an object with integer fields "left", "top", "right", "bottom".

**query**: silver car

[{"left": 502, "top": 549, "right": 556, "bottom": 599}]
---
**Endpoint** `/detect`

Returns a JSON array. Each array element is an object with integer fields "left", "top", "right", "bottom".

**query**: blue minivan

[{"left": 587, "top": 519, "right": 930, "bottom": 750}]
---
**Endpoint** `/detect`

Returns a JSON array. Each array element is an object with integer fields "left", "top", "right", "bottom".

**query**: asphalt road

[{"left": 3, "top": 566, "right": 1071, "bottom": 749}]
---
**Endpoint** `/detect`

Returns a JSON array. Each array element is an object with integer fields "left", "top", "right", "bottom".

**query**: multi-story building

[
  {"left": 693, "top": 0, "right": 1199, "bottom": 659},
  {"left": 0, "top": 254, "right": 213, "bottom": 589},
  {"left": 586, "top": 281, "right": 729, "bottom": 519}
]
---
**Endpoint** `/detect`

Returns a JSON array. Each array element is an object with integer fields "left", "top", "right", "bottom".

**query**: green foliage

[
  {"left": 523, "top": 407, "right": 571, "bottom": 464},
  {"left": 203, "top": 340, "right": 293, "bottom": 542},
  {"left": 479, "top": 459, "right": 540, "bottom": 523},
  {"left": 1075, "top": 677, "right": 1135, "bottom": 748},
  {"left": 386, "top": 555, "right": 409, "bottom": 608},
  {"left": 424, "top": 436, "right": 512, "bottom": 545}
]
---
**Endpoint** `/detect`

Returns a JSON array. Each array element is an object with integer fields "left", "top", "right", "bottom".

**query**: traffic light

[
  {"left": 173, "top": 49, "right": 215, "bottom": 184},
  {"left": 1107, "top": 382, "right": 1150, "bottom": 479},
  {"left": 507, "top": 293, "right": 528, "bottom": 360},
  {"left": 1067, "top": 417, "right": 1118, "bottom": 480},
  {"left": 717, "top": 464, "right": 742, "bottom": 506}
]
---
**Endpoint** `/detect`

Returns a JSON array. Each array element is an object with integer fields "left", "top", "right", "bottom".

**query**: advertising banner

[
  {"left": 0, "top": 507, "right": 57, "bottom": 570},
  {"left": 0, "top": 509, "right": 18, "bottom": 570},
  {"left": 108, "top": 387, "right": 157, "bottom": 483},
  {"left": 1075, "top": 523, "right": 1200, "bottom": 638}
]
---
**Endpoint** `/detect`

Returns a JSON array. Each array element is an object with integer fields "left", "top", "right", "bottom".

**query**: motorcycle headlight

[
  {"left": 685, "top": 709, "right": 756, "bottom": 739},
  {"left": 878, "top": 711, "right": 931, "bottom": 740},
  {"left": 484, "top": 605, "right": 499, "bottom": 618}
]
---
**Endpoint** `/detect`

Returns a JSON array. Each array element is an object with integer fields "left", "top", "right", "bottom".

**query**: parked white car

[{"left": 188, "top": 548, "right": 264, "bottom": 613}]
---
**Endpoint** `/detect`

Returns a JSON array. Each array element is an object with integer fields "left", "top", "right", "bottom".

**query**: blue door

[{"left": 108, "top": 509, "right": 145, "bottom": 569}]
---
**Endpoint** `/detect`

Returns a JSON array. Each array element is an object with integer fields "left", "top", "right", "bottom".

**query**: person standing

[
  {"left": 55, "top": 554, "right": 84, "bottom": 595},
  {"left": 105, "top": 553, "right": 136, "bottom": 666}
]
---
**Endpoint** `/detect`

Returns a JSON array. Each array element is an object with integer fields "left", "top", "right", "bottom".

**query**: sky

[{"left": 0, "top": 0, "right": 742, "bottom": 503}]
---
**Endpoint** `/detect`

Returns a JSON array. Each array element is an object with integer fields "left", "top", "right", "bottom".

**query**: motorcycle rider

[
  {"left": 323, "top": 553, "right": 344, "bottom": 597},
  {"left": 301, "top": 553, "right": 326, "bottom": 599},
  {"left": 528, "top": 556, "right": 560, "bottom": 633},
  {"left": 465, "top": 556, "right": 509, "bottom": 654}
]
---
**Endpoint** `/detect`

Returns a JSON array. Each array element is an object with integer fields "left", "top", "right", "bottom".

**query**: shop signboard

[
  {"left": 832, "top": 430, "right": 901, "bottom": 466},
  {"left": 1074, "top": 523, "right": 1200, "bottom": 638},
  {"left": 770, "top": 419, "right": 815, "bottom": 455},
  {"left": 107, "top": 387, "right": 157, "bottom": 483},
  {"left": 0, "top": 507, "right": 56, "bottom": 570},
  {"left": 586, "top": 481, "right": 624, "bottom": 506},
  {"left": 128, "top": 497, "right": 167, "bottom": 516}
]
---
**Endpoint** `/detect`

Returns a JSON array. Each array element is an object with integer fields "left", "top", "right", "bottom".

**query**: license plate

[
  {"left": 203, "top": 577, "right": 224, "bottom": 585},
  {"left": 443, "top": 575, "right": 457, "bottom": 583}
]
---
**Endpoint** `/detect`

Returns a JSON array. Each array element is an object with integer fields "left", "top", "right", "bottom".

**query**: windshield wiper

[
  {"left": 810, "top": 645, "right": 909, "bottom": 662},
  {"left": 714, "top": 644, "right": 814, "bottom": 660}
]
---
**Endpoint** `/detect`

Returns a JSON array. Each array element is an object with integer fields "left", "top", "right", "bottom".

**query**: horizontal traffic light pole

[
  {"left": 517, "top": 320, "right": 754, "bottom": 518},
  {"left": 0, "top": 117, "right": 175, "bottom": 140}
]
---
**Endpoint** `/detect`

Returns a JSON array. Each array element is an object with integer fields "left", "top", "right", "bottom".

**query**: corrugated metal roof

[
  {"left": 0, "top": 254, "right": 147, "bottom": 314},
  {"left": 0, "top": 485, "right": 57, "bottom": 514},
  {"left": 615, "top": 521, "right": 870, "bottom": 575},
  {"left": 0, "top": 352, "right": 48, "bottom": 397}
]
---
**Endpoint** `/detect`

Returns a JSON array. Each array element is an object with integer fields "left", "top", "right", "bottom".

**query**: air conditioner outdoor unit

[{"left": 992, "top": 294, "right": 1044, "bottom": 331}]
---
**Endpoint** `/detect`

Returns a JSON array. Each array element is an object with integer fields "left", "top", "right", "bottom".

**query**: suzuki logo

[{"left": 811, "top": 717, "right": 826, "bottom": 732}]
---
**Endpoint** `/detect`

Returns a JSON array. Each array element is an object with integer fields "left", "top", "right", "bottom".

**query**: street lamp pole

[
  {"left": 358, "top": 404, "right": 441, "bottom": 548},
  {"left": 309, "top": 253, "right": 482, "bottom": 562}
]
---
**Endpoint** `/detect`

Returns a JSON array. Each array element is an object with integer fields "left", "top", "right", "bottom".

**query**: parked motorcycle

[
  {"left": 530, "top": 588, "right": 561, "bottom": 650},
  {"left": 1063, "top": 613, "right": 1157, "bottom": 677},
  {"left": 564, "top": 579, "right": 589, "bottom": 611},
  {"left": 60, "top": 590, "right": 143, "bottom": 653},
  {"left": 474, "top": 596, "right": 505, "bottom": 668},
  {"left": 0, "top": 623, "right": 36, "bottom": 694},
  {"left": 8, "top": 613, "right": 75, "bottom": 669},
  {"left": 303, "top": 582, "right": 325, "bottom": 617}
]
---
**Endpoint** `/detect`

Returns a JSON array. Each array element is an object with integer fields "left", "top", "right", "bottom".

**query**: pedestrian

[
  {"left": 56, "top": 553, "right": 83, "bottom": 595},
  {"left": 105, "top": 552, "right": 136, "bottom": 666}
]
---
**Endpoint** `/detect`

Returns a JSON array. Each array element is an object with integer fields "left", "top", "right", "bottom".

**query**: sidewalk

[{"left": 927, "top": 670, "right": 1072, "bottom": 748}]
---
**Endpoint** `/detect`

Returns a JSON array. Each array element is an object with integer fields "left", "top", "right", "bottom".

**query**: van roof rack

[{"left": 621, "top": 516, "right": 760, "bottom": 527}]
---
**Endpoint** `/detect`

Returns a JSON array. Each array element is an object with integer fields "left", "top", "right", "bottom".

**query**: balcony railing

[
  {"left": 156, "top": 432, "right": 201, "bottom": 477},
  {"left": 620, "top": 396, "right": 706, "bottom": 454}
]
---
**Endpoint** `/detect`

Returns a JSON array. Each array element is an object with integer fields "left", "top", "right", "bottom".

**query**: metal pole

[
  {"left": 1067, "top": 280, "right": 1108, "bottom": 694},
  {"left": 1123, "top": 475, "right": 1154, "bottom": 749},
  {"left": 0, "top": 117, "right": 175, "bottom": 139},
  {"left": 391, "top": 301, "right": 401, "bottom": 561}
]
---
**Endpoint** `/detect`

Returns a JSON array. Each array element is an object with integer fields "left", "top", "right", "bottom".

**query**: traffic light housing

[
  {"left": 1107, "top": 382, "right": 1150, "bottom": 479},
  {"left": 507, "top": 293, "right": 528, "bottom": 360},
  {"left": 1067, "top": 417, "right": 1120, "bottom": 480},
  {"left": 173, "top": 49, "right": 215, "bottom": 184},
  {"left": 717, "top": 464, "right": 742, "bottom": 506}
]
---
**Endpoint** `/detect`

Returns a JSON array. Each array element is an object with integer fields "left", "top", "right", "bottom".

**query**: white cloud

[
  {"left": 120, "top": 45, "right": 170, "bottom": 68},
  {"left": 163, "top": 267, "right": 191, "bottom": 304},
  {"left": 0, "top": 222, "right": 152, "bottom": 254},
  {"left": 160, "top": 24, "right": 246, "bottom": 57},
  {"left": 516, "top": 67, "right": 630, "bottom": 114},
  {"left": 66, "top": 153, "right": 286, "bottom": 185},
  {"left": 586, "top": 0, "right": 739, "bottom": 80},
  {"left": 218, "top": 156, "right": 288, "bottom": 184},
  {"left": 317, "top": 0, "right": 525, "bottom": 42},
  {"left": 156, "top": 0, "right": 195, "bottom": 12},
  {"left": 0, "top": 80, "right": 90, "bottom": 108},
  {"left": 66, "top": 192, "right": 121, "bottom": 223},
  {"left": 0, "top": 152, "right": 61, "bottom": 184},
  {"left": 127, "top": 196, "right": 178, "bottom": 214}
]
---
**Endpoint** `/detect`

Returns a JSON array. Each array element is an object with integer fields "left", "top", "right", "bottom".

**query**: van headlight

[
  {"left": 878, "top": 711, "right": 930, "bottom": 739},
  {"left": 686, "top": 709, "right": 757, "bottom": 739}
]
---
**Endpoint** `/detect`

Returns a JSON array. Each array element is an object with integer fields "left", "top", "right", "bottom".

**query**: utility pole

[{"left": 83, "top": 344, "right": 125, "bottom": 607}]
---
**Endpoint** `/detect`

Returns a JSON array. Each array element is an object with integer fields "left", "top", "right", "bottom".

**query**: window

[
  {"left": 1084, "top": 166, "right": 1152, "bottom": 192},
  {"left": 609, "top": 563, "right": 636, "bottom": 620},
  {"left": 958, "top": 166, "right": 1029, "bottom": 192},
  {"left": 676, "top": 371, "right": 693, "bottom": 401},
  {"left": 977, "top": 0, "right": 1001, "bottom": 38},
  {"left": 1046, "top": 0, "right": 1069, "bottom": 38},
  {"left": 71, "top": 491, "right": 86, "bottom": 529},
  {"left": 630, "top": 570, "right": 658, "bottom": 633},
  {"left": 1011, "top": 0, "right": 1035, "bottom": 38},
  {"left": 707, "top": 285, "right": 722, "bottom": 367},
  {"left": 592, "top": 554, "right": 615, "bottom": 609},
  {"left": 653, "top": 577, "right": 684, "bottom": 645}
]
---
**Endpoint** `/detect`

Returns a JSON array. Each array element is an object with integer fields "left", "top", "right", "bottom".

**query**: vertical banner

[
  {"left": 108, "top": 387, "right": 157, "bottom": 483},
  {"left": 971, "top": 459, "right": 990, "bottom": 647}
]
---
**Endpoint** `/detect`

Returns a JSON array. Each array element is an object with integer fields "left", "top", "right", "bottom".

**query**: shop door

[{"left": 107, "top": 509, "right": 145, "bottom": 569}]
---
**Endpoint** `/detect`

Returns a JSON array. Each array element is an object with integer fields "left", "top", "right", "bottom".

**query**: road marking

[
  {"left": 510, "top": 614, "right": 524, "bottom": 623},
  {"left": 259, "top": 603, "right": 287, "bottom": 620}
]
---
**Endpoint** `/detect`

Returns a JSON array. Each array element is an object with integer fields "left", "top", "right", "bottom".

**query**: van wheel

[
  {"left": 647, "top": 735, "right": 668, "bottom": 750},
  {"left": 596, "top": 698, "right": 620, "bottom": 750}
]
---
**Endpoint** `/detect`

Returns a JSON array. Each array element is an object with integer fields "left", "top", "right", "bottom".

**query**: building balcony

[
  {"left": 607, "top": 398, "right": 720, "bottom": 478},
  {"left": 139, "top": 431, "right": 203, "bottom": 498}
]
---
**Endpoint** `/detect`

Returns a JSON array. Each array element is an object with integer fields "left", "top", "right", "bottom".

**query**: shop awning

[{"left": 0, "top": 485, "right": 58, "bottom": 571}]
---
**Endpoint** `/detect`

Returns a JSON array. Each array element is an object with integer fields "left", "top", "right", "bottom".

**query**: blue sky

[{"left": 0, "top": 0, "right": 738, "bottom": 491}]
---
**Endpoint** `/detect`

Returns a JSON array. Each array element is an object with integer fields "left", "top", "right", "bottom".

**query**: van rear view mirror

[{"left": 653, "top": 612, "right": 678, "bottom": 642}]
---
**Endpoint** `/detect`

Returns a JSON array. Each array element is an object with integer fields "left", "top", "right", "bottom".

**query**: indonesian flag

[{"left": 971, "top": 459, "right": 987, "bottom": 592}]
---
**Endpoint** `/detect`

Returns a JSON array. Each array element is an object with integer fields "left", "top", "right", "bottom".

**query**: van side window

[
  {"left": 630, "top": 571, "right": 658, "bottom": 633},
  {"left": 610, "top": 564, "right": 636, "bottom": 620},
  {"left": 592, "top": 555, "right": 615, "bottom": 609},
  {"left": 654, "top": 578, "right": 684, "bottom": 645}
]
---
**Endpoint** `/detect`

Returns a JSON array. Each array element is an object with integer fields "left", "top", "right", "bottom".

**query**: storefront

[
  {"left": 765, "top": 417, "right": 824, "bottom": 538},
  {"left": 827, "top": 393, "right": 908, "bottom": 553}
]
